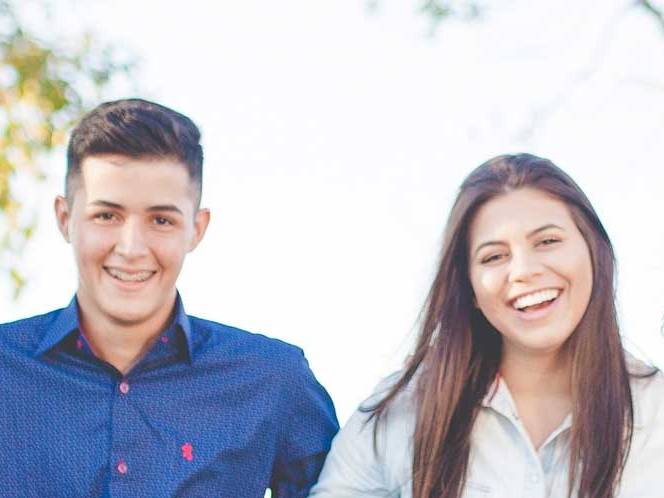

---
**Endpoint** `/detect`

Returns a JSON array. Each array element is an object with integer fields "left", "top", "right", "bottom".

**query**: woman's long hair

[{"left": 368, "top": 154, "right": 634, "bottom": 498}]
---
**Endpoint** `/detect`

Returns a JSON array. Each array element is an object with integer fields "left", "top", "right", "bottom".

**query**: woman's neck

[
  {"left": 499, "top": 346, "right": 573, "bottom": 450},
  {"left": 500, "top": 347, "right": 572, "bottom": 398}
]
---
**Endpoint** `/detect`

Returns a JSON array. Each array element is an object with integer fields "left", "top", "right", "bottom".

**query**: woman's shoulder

[
  {"left": 358, "top": 370, "right": 418, "bottom": 416},
  {"left": 619, "top": 355, "right": 664, "bottom": 494},
  {"left": 347, "top": 371, "right": 418, "bottom": 457},
  {"left": 309, "top": 371, "right": 416, "bottom": 495},
  {"left": 626, "top": 351, "right": 660, "bottom": 377},
  {"left": 626, "top": 353, "right": 662, "bottom": 387},
  {"left": 626, "top": 353, "right": 664, "bottom": 428}
]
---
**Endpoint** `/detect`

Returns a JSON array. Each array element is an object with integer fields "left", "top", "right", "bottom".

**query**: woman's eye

[
  {"left": 538, "top": 237, "right": 561, "bottom": 246},
  {"left": 481, "top": 254, "right": 504, "bottom": 264}
]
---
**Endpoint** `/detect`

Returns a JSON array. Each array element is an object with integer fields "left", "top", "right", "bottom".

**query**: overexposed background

[{"left": 2, "top": 0, "right": 664, "bottom": 423}]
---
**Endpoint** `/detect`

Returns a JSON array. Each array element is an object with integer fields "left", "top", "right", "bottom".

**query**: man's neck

[{"left": 78, "top": 301, "right": 175, "bottom": 375}]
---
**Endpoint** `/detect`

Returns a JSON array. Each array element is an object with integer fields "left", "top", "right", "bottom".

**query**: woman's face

[{"left": 467, "top": 187, "right": 593, "bottom": 360}]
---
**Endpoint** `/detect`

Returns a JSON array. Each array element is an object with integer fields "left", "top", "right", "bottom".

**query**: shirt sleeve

[
  {"left": 308, "top": 376, "right": 409, "bottom": 497},
  {"left": 270, "top": 350, "right": 339, "bottom": 498}
]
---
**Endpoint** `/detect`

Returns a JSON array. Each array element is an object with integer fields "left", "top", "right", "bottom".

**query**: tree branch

[{"left": 637, "top": 0, "right": 664, "bottom": 32}]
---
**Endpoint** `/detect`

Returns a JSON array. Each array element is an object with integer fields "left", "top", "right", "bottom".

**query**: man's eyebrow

[
  {"left": 90, "top": 200, "right": 124, "bottom": 210},
  {"left": 146, "top": 204, "right": 184, "bottom": 215},
  {"left": 472, "top": 223, "right": 565, "bottom": 257},
  {"left": 88, "top": 200, "right": 184, "bottom": 215}
]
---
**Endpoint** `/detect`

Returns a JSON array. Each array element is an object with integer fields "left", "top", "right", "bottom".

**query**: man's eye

[
  {"left": 154, "top": 216, "right": 173, "bottom": 226},
  {"left": 95, "top": 213, "right": 115, "bottom": 222}
]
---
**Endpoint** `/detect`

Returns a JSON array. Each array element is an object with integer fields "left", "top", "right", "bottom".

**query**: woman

[{"left": 309, "top": 154, "right": 664, "bottom": 498}]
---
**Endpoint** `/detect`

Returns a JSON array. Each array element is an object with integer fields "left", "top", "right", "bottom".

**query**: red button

[
  {"left": 117, "top": 460, "right": 128, "bottom": 474},
  {"left": 119, "top": 381, "right": 130, "bottom": 394}
]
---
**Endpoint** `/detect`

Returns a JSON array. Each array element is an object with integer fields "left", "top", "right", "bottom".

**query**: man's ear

[
  {"left": 188, "top": 208, "right": 210, "bottom": 252},
  {"left": 54, "top": 196, "right": 72, "bottom": 243}
]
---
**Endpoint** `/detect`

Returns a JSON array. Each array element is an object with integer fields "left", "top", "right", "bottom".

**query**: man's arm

[{"left": 270, "top": 350, "right": 339, "bottom": 498}]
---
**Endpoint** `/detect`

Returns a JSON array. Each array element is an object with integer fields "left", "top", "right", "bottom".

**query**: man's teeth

[
  {"left": 106, "top": 268, "right": 153, "bottom": 282},
  {"left": 513, "top": 289, "right": 560, "bottom": 310}
]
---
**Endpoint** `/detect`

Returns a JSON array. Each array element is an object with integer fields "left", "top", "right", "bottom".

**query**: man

[{"left": 0, "top": 99, "right": 338, "bottom": 497}]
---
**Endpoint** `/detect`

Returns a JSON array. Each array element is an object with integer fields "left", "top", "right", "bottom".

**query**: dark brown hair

[
  {"left": 66, "top": 98, "right": 203, "bottom": 205},
  {"left": 369, "top": 153, "right": 636, "bottom": 498}
]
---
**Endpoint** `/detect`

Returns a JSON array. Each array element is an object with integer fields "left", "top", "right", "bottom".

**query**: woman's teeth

[{"left": 513, "top": 289, "right": 560, "bottom": 311}]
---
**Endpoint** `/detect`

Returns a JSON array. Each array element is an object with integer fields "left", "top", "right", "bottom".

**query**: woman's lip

[
  {"left": 511, "top": 291, "right": 562, "bottom": 322},
  {"left": 508, "top": 287, "right": 562, "bottom": 307}
]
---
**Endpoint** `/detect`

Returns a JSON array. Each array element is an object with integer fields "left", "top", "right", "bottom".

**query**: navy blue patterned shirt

[{"left": 0, "top": 295, "right": 338, "bottom": 497}]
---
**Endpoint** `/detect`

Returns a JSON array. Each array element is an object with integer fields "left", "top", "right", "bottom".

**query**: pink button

[
  {"left": 161, "top": 336, "right": 169, "bottom": 344},
  {"left": 117, "top": 460, "right": 128, "bottom": 474},
  {"left": 119, "top": 381, "right": 130, "bottom": 394}
]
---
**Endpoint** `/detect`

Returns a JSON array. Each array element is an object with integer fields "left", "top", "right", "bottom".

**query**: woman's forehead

[{"left": 468, "top": 188, "right": 574, "bottom": 246}]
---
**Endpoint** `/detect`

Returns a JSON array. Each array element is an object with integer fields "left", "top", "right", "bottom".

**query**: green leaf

[{"left": 0, "top": 0, "right": 135, "bottom": 298}]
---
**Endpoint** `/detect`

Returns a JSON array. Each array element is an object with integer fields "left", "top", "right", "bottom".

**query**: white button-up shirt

[{"left": 310, "top": 362, "right": 664, "bottom": 498}]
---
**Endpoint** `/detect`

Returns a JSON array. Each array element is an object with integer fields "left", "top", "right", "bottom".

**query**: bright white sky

[{"left": 2, "top": 0, "right": 664, "bottom": 422}]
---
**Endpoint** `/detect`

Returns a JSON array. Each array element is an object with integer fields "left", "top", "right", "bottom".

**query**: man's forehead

[
  {"left": 75, "top": 155, "right": 197, "bottom": 208},
  {"left": 80, "top": 154, "right": 190, "bottom": 174}
]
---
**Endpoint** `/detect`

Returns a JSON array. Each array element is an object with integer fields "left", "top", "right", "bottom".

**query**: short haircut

[{"left": 66, "top": 98, "right": 203, "bottom": 206}]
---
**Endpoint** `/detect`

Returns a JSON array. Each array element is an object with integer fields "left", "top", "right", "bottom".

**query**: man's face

[{"left": 55, "top": 155, "right": 209, "bottom": 329}]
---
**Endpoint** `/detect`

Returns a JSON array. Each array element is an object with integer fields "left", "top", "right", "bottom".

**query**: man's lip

[
  {"left": 507, "top": 287, "right": 562, "bottom": 306},
  {"left": 103, "top": 266, "right": 157, "bottom": 274},
  {"left": 103, "top": 267, "right": 157, "bottom": 285}
]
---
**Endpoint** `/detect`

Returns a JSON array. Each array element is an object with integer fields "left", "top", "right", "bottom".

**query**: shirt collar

[
  {"left": 34, "top": 297, "right": 81, "bottom": 357},
  {"left": 483, "top": 374, "right": 573, "bottom": 419},
  {"left": 481, "top": 374, "right": 515, "bottom": 416},
  {"left": 481, "top": 375, "right": 573, "bottom": 448},
  {"left": 481, "top": 364, "right": 651, "bottom": 434},
  {"left": 172, "top": 293, "right": 195, "bottom": 363},
  {"left": 34, "top": 293, "right": 195, "bottom": 362}
]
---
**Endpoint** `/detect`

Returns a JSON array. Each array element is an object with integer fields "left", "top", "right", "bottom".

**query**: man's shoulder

[
  {"left": 0, "top": 308, "right": 64, "bottom": 328},
  {"left": 0, "top": 308, "right": 66, "bottom": 351},
  {"left": 188, "top": 315, "right": 307, "bottom": 369}
]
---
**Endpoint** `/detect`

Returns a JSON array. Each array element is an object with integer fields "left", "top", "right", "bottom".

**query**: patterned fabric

[
  {"left": 309, "top": 364, "right": 664, "bottom": 498},
  {"left": 0, "top": 295, "right": 338, "bottom": 498}
]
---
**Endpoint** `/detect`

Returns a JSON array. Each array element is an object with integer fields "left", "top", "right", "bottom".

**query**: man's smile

[{"left": 104, "top": 266, "right": 156, "bottom": 283}]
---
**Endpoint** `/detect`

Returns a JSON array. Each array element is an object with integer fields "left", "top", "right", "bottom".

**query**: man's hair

[{"left": 66, "top": 98, "right": 203, "bottom": 205}]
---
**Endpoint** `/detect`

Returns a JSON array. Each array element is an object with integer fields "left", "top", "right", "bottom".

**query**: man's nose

[{"left": 114, "top": 220, "right": 149, "bottom": 259}]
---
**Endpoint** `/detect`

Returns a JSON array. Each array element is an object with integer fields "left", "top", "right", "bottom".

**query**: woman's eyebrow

[
  {"left": 527, "top": 223, "right": 564, "bottom": 237},
  {"left": 472, "top": 240, "right": 504, "bottom": 257},
  {"left": 472, "top": 223, "right": 565, "bottom": 257}
]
